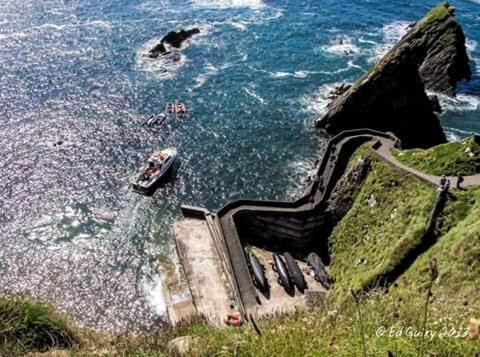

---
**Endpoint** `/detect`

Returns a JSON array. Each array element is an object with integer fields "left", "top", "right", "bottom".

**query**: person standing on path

[
  {"left": 440, "top": 175, "right": 447, "bottom": 190},
  {"left": 456, "top": 173, "right": 464, "bottom": 189}
]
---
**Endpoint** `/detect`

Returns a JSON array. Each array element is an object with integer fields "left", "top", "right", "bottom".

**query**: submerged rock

[
  {"left": 316, "top": 3, "right": 471, "bottom": 148},
  {"left": 149, "top": 28, "right": 200, "bottom": 58}
]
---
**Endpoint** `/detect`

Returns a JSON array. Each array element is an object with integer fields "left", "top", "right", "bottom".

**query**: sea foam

[
  {"left": 191, "top": 0, "right": 265, "bottom": 10},
  {"left": 371, "top": 20, "right": 410, "bottom": 61}
]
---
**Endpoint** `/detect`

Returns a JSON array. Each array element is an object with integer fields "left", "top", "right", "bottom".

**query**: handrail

[{"left": 216, "top": 129, "right": 398, "bottom": 217}]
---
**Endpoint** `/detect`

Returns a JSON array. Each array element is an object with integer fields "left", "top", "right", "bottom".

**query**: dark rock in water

[
  {"left": 316, "top": 49, "right": 446, "bottom": 148},
  {"left": 149, "top": 28, "right": 200, "bottom": 58},
  {"left": 428, "top": 94, "right": 442, "bottom": 113},
  {"left": 327, "top": 84, "right": 351, "bottom": 102},
  {"left": 316, "top": 3, "right": 471, "bottom": 148}
]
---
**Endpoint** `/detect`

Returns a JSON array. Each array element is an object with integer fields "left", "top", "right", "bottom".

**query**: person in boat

[
  {"left": 174, "top": 99, "right": 187, "bottom": 115},
  {"left": 166, "top": 103, "right": 175, "bottom": 113},
  {"left": 143, "top": 162, "right": 157, "bottom": 181}
]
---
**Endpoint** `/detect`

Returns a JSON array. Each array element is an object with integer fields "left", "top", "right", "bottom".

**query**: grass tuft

[{"left": 0, "top": 296, "right": 77, "bottom": 355}]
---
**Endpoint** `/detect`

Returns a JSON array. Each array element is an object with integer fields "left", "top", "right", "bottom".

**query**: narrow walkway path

[{"left": 375, "top": 138, "right": 480, "bottom": 187}]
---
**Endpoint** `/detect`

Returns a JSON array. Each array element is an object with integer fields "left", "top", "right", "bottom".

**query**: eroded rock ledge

[{"left": 316, "top": 3, "right": 471, "bottom": 148}]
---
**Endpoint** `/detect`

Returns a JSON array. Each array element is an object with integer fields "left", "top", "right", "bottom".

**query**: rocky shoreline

[{"left": 316, "top": 2, "right": 472, "bottom": 148}]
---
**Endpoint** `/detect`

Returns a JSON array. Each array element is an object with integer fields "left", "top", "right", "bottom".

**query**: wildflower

[{"left": 468, "top": 318, "right": 480, "bottom": 340}]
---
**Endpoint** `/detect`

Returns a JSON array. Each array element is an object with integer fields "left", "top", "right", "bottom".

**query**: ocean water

[{"left": 0, "top": 0, "right": 478, "bottom": 332}]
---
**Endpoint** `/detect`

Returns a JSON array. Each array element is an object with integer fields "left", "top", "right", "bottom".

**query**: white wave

[
  {"left": 192, "top": 0, "right": 265, "bottom": 10},
  {"left": 0, "top": 20, "right": 113, "bottom": 42},
  {"left": 444, "top": 127, "right": 478, "bottom": 141},
  {"left": 227, "top": 21, "right": 248, "bottom": 31},
  {"left": 284, "top": 159, "right": 316, "bottom": 199},
  {"left": 321, "top": 35, "right": 360, "bottom": 57},
  {"left": 86, "top": 20, "right": 113, "bottom": 30},
  {"left": 466, "top": 38, "right": 477, "bottom": 53},
  {"left": 0, "top": 31, "right": 28, "bottom": 41},
  {"left": 445, "top": 131, "right": 460, "bottom": 142},
  {"left": 371, "top": 20, "right": 410, "bottom": 62},
  {"left": 193, "top": 63, "right": 218, "bottom": 88},
  {"left": 473, "top": 56, "right": 480, "bottom": 75},
  {"left": 143, "top": 275, "right": 167, "bottom": 316},
  {"left": 135, "top": 37, "right": 186, "bottom": 80},
  {"left": 435, "top": 92, "right": 480, "bottom": 112},
  {"left": 244, "top": 87, "right": 265, "bottom": 104},
  {"left": 270, "top": 70, "right": 309, "bottom": 79},
  {"left": 301, "top": 82, "right": 347, "bottom": 118}
]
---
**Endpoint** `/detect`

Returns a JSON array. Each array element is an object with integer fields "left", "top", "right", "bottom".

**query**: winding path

[{"left": 375, "top": 137, "right": 480, "bottom": 187}]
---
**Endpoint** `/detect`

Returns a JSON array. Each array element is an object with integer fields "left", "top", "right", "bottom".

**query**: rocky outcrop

[
  {"left": 326, "top": 157, "right": 371, "bottom": 224},
  {"left": 411, "top": 4, "right": 471, "bottom": 96},
  {"left": 149, "top": 28, "right": 200, "bottom": 58},
  {"left": 316, "top": 3, "right": 471, "bottom": 148}
]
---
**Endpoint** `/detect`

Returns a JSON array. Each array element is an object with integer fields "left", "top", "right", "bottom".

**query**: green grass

[
  {"left": 328, "top": 145, "right": 436, "bottom": 301},
  {"left": 0, "top": 296, "right": 77, "bottom": 355},
  {"left": 420, "top": 2, "right": 450, "bottom": 26},
  {"left": 393, "top": 136, "right": 480, "bottom": 176},
  {"left": 119, "top": 288, "right": 479, "bottom": 356},
  {"left": 392, "top": 186, "right": 480, "bottom": 298}
]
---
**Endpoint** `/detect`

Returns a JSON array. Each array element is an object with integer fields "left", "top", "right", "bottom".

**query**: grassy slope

[
  {"left": 327, "top": 146, "right": 436, "bottom": 301},
  {"left": 393, "top": 136, "right": 480, "bottom": 176},
  {"left": 0, "top": 296, "right": 77, "bottom": 356}
]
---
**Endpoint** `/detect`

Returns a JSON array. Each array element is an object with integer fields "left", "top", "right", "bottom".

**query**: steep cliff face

[
  {"left": 315, "top": 3, "right": 471, "bottom": 148},
  {"left": 409, "top": 3, "right": 471, "bottom": 95}
]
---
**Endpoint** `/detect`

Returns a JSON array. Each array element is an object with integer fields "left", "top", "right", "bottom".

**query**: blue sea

[{"left": 0, "top": 0, "right": 478, "bottom": 332}]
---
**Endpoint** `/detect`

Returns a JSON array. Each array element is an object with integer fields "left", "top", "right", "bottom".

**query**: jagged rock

[
  {"left": 149, "top": 28, "right": 200, "bottom": 58},
  {"left": 316, "top": 3, "right": 471, "bottom": 148},
  {"left": 412, "top": 3, "right": 471, "bottom": 96},
  {"left": 326, "top": 157, "right": 371, "bottom": 224},
  {"left": 429, "top": 94, "right": 442, "bottom": 113},
  {"left": 327, "top": 84, "right": 352, "bottom": 101}
]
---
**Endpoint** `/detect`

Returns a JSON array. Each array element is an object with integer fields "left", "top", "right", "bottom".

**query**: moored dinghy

[
  {"left": 166, "top": 103, "right": 175, "bottom": 113},
  {"left": 306, "top": 252, "right": 330, "bottom": 289},
  {"left": 131, "top": 148, "right": 177, "bottom": 195},
  {"left": 283, "top": 252, "right": 307, "bottom": 291},
  {"left": 245, "top": 248, "right": 268, "bottom": 292},
  {"left": 272, "top": 253, "right": 293, "bottom": 294}
]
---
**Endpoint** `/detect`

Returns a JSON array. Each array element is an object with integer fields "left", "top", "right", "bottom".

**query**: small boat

[
  {"left": 245, "top": 248, "right": 268, "bottom": 291},
  {"left": 283, "top": 252, "right": 307, "bottom": 291},
  {"left": 175, "top": 102, "right": 187, "bottom": 115},
  {"left": 166, "top": 103, "right": 175, "bottom": 113},
  {"left": 145, "top": 113, "right": 167, "bottom": 127},
  {"left": 306, "top": 252, "right": 330, "bottom": 289},
  {"left": 272, "top": 253, "right": 293, "bottom": 294},
  {"left": 131, "top": 148, "right": 177, "bottom": 195}
]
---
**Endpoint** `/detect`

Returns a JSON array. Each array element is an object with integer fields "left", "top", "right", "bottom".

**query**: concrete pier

[{"left": 172, "top": 213, "right": 235, "bottom": 326}]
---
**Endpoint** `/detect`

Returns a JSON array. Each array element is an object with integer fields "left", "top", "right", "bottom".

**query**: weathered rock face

[
  {"left": 149, "top": 28, "right": 200, "bottom": 58},
  {"left": 326, "top": 157, "right": 371, "bottom": 224},
  {"left": 409, "top": 4, "right": 471, "bottom": 96},
  {"left": 316, "top": 3, "right": 471, "bottom": 148}
]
